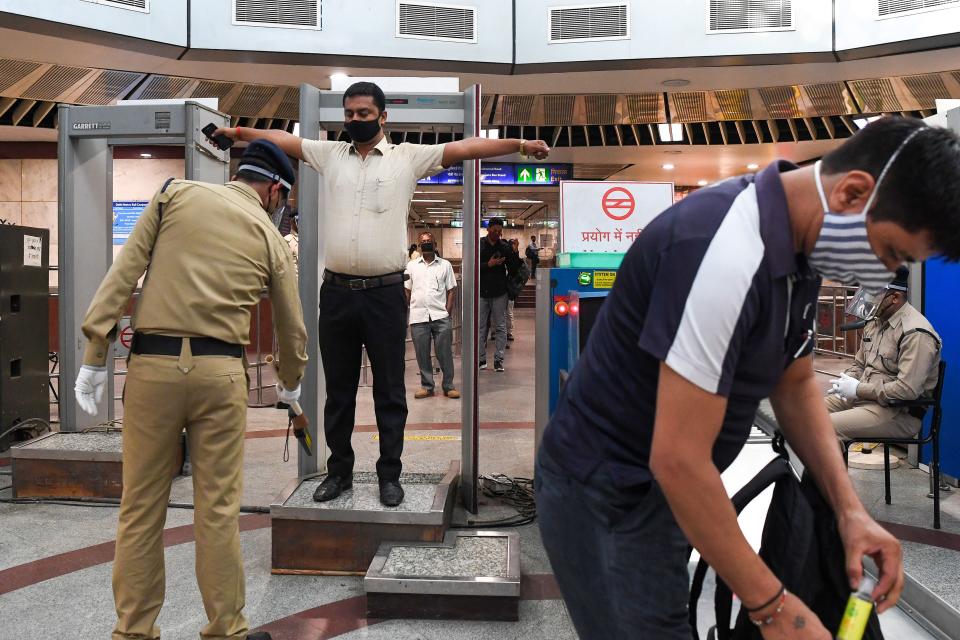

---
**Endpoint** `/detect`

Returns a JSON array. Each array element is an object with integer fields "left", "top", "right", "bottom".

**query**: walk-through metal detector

[
  {"left": 297, "top": 84, "right": 484, "bottom": 512},
  {"left": 58, "top": 102, "right": 230, "bottom": 431}
]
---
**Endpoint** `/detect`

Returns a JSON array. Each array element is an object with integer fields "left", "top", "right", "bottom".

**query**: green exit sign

[{"left": 516, "top": 165, "right": 551, "bottom": 184}]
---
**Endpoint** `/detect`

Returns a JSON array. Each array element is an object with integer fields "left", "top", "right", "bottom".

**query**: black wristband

[{"left": 743, "top": 584, "right": 785, "bottom": 613}]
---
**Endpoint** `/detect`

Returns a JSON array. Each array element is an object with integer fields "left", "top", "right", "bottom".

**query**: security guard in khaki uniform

[
  {"left": 73, "top": 140, "right": 307, "bottom": 640},
  {"left": 826, "top": 267, "right": 941, "bottom": 441}
]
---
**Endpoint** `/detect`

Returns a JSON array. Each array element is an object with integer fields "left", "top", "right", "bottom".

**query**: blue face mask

[{"left": 807, "top": 127, "right": 925, "bottom": 294}]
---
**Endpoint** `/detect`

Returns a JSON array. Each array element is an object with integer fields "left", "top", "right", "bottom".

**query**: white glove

[
  {"left": 829, "top": 373, "right": 860, "bottom": 401},
  {"left": 75, "top": 365, "right": 107, "bottom": 416},
  {"left": 278, "top": 383, "right": 301, "bottom": 406}
]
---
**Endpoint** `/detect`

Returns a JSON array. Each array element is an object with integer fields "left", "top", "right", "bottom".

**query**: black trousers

[{"left": 318, "top": 281, "right": 408, "bottom": 482}]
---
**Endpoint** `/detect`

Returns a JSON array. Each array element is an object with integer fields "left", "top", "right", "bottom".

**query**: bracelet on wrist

[
  {"left": 519, "top": 138, "right": 528, "bottom": 160},
  {"left": 235, "top": 126, "right": 242, "bottom": 142},
  {"left": 747, "top": 586, "right": 787, "bottom": 627}
]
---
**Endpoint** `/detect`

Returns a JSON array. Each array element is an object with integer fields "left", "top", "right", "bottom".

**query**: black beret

[{"left": 238, "top": 139, "right": 296, "bottom": 189}]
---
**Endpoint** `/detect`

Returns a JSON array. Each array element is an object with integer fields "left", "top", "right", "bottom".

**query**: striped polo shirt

[{"left": 541, "top": 161, "right": 822, "bottom": 489}]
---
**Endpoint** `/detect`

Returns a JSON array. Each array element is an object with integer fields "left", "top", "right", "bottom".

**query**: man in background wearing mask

[
  {"left": 405, "top": 231, "right": 459, "bottom": 400},
  {"left": 479, "top": 218, "right": 522, "bottom": 372},
  {"left": 73, "top": 140, "right": 307, "bottom": 640},
  {"left": 826, "top": 267, "right": 941, "bottom": 442},
  {"left": 537, "top": 117, "right": 960, "bottom": 639},
  {"left": 214, "top": 81, "right": 550, "bottom": 506}
]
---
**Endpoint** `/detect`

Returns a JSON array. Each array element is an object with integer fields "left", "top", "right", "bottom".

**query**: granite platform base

[
  {"left": 270, "top": 461, "right": 459, "bottom": 575},
  {"left": 10, "top": 431, "right": 184, "bottom": 499},
  {"left": 364, "top": 530, "right": 521, "bottom": 621}
]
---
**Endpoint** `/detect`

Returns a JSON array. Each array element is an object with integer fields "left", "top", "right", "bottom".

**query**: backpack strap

[{"left": 688, "top": 455, "right": 794, "bottom": 637}]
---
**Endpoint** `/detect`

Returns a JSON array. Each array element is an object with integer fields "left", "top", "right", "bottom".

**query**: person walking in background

[
  {"left": 479, "top": 218, "right": 521, "bottom": 372},
  {"left": 406, "top": 231, "right": 460, "bottom": 399},
  {"left": 526, "top": 234, "right": 540, "bottom": 279}
]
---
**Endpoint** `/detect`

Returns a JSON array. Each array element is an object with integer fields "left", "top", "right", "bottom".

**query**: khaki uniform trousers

[
  {"left": 825, "top": 394, "right": 920, "bottom": 442},
  {"left": 113, "top": 343, "right": 249, "bottom": 640}
]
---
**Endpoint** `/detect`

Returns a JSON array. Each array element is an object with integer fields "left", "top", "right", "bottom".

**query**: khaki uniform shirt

[
  {"left": 844, "top": 302, "right": 941, "bottom": 406},
  {"left": 300, "top": 137, "right": 445, "bottom": 276},
  {"left": 284, "top": 231, "right": 299, "bottom": 272},
  {"left": 81, "top": 180, "right": 308, "bottom": 390}
]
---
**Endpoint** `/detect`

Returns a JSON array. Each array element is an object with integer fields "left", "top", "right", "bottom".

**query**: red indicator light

[
  {"left": 569, "top": 302, "right": 580, "bottom": 316},
  {"left": 554, "top": 301, "right": 569, "bottom": 317}
]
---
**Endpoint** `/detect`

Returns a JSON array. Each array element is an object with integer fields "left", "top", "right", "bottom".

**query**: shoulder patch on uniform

[{"left": 898, "top": 328, "right": 941, "bottom": 353}]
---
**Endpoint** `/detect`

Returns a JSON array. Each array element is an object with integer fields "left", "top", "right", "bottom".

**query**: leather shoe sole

[{"left": 313, "top": 476, "right": 352, "bottom": 503}]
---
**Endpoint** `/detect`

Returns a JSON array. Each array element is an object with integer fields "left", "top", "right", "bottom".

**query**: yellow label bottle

[{"left": 837, "top": 575, "right": 877, "bottom": 640}]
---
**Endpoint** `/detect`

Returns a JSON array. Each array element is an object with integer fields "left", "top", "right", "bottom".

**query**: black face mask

[
  {"left": 420, "top": 242, "right": 435, "bottom": 253},
  {"left": 345, "top": 118, "right": 381, "bottom": 143}
]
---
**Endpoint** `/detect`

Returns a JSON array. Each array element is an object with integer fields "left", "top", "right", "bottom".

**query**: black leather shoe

[
  {"left": 247, "top": 633, "right": 272, "bottom": 640},
  {"left": 313, "top": 475, "right": 352, "bottom": 502},
  {"left": 379, "top": 481, "right": 404, "bottom": 507}
]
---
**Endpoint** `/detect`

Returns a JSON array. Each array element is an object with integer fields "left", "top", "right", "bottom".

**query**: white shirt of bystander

[{"left": 405, "top": 255, "right": 457, "bottom": 324}]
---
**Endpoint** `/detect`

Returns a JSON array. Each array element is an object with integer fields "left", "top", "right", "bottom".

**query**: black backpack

[
  {"left": 689, "top": 436, "right": 884, "bottom": 640},
  {"left": 507, "top": 262, "right": 530, "bottom": 301}
]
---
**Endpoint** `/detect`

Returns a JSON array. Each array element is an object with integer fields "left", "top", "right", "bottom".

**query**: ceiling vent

[
  {"left": 849, "top": 78, "right": 901, "bottom": 113},
  {"left": 76, "top": 70, "right": 143, "bottom": 105},
  {"left": 670, "top": 92, "right": 710, "bottom": 123},
  {"left": 878, "top": 0, "right": 959, "bottom": 18},
  {"left": 549, "top": 3, "right": 629, "bottom": 43},
  {"left": 229, "top": 84, "right": 279, "bottom": 117},
  {"left": 274, "top": 87, "right": 301, "bottom": 120},
  {"left": 233, "top": 0, "right": 321, "bottom": 29},
  {"left": 397, "top": 2, "right": 477, "bottom": 43},
  {"left": 714, "top": 89, "right": 752, "bottom": 120},
  {"left": 584, "top": 94, "right": 618, "bottom": 124},
  {"left": 708, "top": 0, "right": 793, "bottom": 33},
  {"left": 81, "top": 0, "right": 150, "bottom": 12},
  {"left": 542, "top": 95, "right": 577, "bottom": 125},
  {"left": 758, "top": 85, "right": 803, "bottom": 118},
  {"left": 21, "top": 65, "right": 91, "bottom": 101},
  {"left": 133, "top": 75, "right": 192, "bottom": 100},
  {"left": 0, "top": 59, "right": 41, "bottom": 95},
  {"left": 624, "top": 93, "right": 665, "bottom": 123},
  {"left": 901, "top": 74, "right": 950, "bottom": 109}
]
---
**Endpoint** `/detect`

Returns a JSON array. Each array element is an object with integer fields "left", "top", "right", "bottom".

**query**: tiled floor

[{"left": 0, "top": 312, "right": 952, "bottom": 638}]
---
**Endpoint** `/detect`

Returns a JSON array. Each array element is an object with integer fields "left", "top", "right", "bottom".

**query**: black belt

[
  {"left": 131, "top": 332, "right": 243, "bottom": 358},
  {"left": 323, "top": 269, "right": 409, "bottom": 290}
]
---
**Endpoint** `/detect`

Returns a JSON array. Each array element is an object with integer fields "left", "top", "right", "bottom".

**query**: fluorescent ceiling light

[
  {"left": 746, "top": 163, "right": 760, "bottom": 170},
  {"left": 415, "top": 190, "right": 443, "bottom": 194},
  {"left": 662, "top": 163, "right": 675, "bottom": 170},
  {"left": 658, "top": 123, "right": 684, "bottom": 142},
  {"left": 140, "top": 153, "right": 152, "bottom": 158},
  {"left": 412, "top": 199, "right": 446, "bottom": 203},
  {"left": 697, "top": 179, "right": 709, "bottom": 186},
  {"left": 853, "top": 116, "right": 881, "bottom": 129},
  {"left": 499, "top": 199, "right": 543, "bottom": 204},
  {"left": 482, "top": 129, "right": 500, "bottom": 139},
  {"left": 329, "top": 73, "right": 349, "bottom": 87},
  {"left": 292, "top": 123, "right": 300, "bottom": 137}
]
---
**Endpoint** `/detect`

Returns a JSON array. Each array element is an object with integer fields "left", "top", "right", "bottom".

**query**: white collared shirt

[
  {"left": 301, "top": 137, "right": 446, "bottom": 276},
  {"left": 405, "top": 255, "right": 457, "bottom": 324}
]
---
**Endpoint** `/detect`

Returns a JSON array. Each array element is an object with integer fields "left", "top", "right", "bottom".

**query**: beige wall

[{"left": 0, "top": 157, "right": 184, "bottom": 285}]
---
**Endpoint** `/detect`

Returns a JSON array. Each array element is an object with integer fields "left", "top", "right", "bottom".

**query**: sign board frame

[{"left": 559, "top": 180, "right": 674, "bottom": 254}]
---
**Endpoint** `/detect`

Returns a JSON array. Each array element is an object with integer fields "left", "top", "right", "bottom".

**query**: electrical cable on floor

[
  {"left": 0, "top": 418, "right": 51, "bottom": 442},
  {"left": 452, "top": 474, "right": 537, "bottom": 529},
  {"left": 82, "top": 420, "right": 123, "bottom": 432}
]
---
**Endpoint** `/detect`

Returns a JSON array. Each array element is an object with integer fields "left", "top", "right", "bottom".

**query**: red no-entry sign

[{"left": 601, "top": 187, "right": 635, "bottom": 221}]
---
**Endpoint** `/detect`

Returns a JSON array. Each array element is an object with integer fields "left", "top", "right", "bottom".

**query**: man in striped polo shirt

[{"left": 537, "top": 117, "right": 960, "bottom": 639}]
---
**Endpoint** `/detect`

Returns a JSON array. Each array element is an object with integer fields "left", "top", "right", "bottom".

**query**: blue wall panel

[{"left": 923, "top": 258, "right": 960, "bottom": 478}]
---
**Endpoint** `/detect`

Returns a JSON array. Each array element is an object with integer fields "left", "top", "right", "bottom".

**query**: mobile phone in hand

[{"left": 202, "top": 123, "right": 234, "bottom": 150}]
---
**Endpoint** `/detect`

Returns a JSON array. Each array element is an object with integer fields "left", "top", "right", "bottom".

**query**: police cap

[{"left": 238, "top": 139, "right": 296, "bottom": 190}]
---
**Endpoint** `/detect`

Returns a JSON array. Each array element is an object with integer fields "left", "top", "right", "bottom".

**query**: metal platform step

[
  {"left": 10, "top": 431, "right": 183, "bottom": 499},
  {"left": 364, "top": 530, "right": 521, "bottom": 621},
  {"left": 270, "top": 461, "right": 459, "bottom": 575}
]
